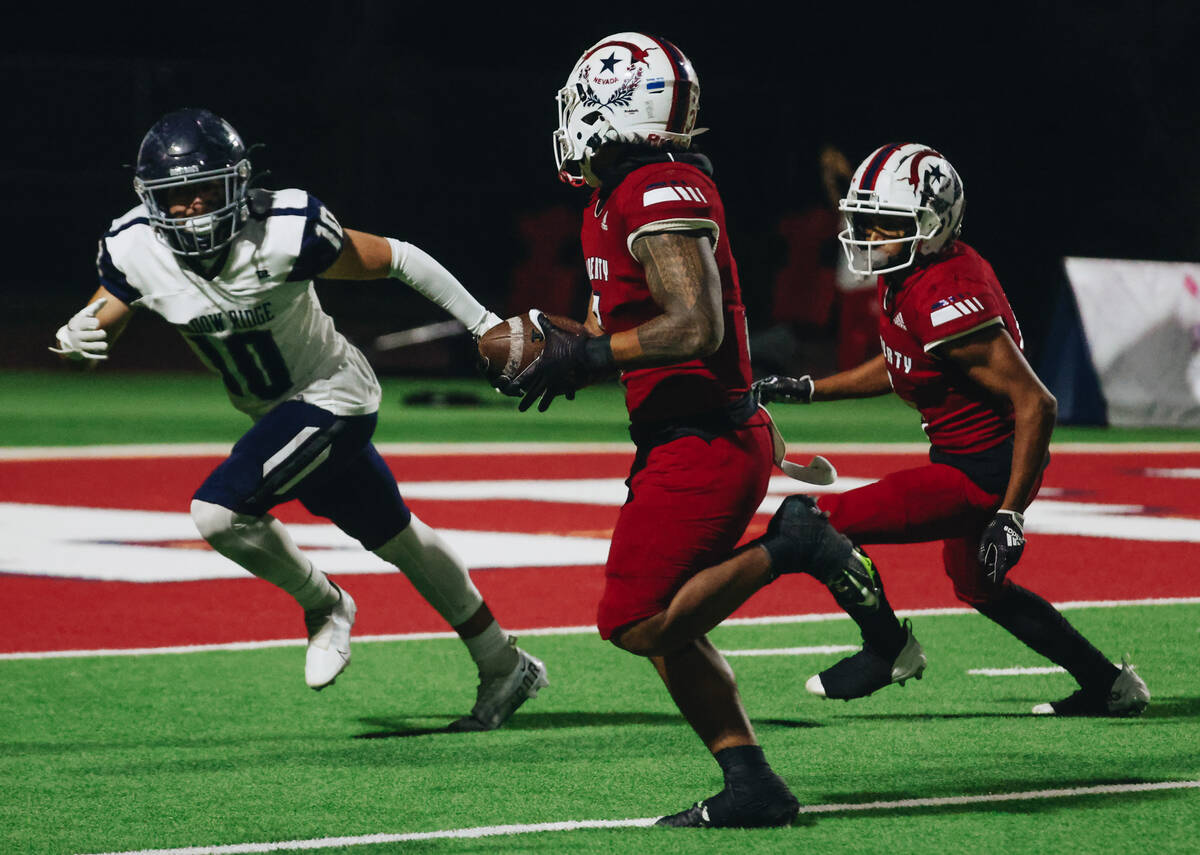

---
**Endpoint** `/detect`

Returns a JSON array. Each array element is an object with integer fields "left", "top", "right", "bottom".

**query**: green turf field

[
  {"left": 5, "top": 369, "right": 1200, "bottom": 446},
  {"left": 3, "top": 368, "right": 1199, "bottom": 853},
  {"left": 2, "top": 607, "right": 1196, "bottom": 854}
]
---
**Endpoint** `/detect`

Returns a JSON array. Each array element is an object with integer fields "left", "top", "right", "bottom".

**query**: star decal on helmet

[
  {"left": 585, "top": 40, "right": 653, "bottom": 69},
  {"left": 901, "top": 149, "right": 945, "bottom": 188},
  {"left": 599, "top": 52, "right": 620, "bottom": 73},
  {"left": 580, "top": 62, "right": 647, "bottom": 111}
]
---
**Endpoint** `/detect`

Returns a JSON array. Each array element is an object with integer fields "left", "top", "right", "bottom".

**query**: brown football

[{"left": 477, "top": 310, "right": 587, "bottom": 385}]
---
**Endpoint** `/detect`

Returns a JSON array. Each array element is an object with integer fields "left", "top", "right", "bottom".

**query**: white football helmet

[
  {"left": 553, "top": 32, "right": 700, "bottom": 186},
  {"left": 837, "top": 143, "right": 965, "bottom": 275}
]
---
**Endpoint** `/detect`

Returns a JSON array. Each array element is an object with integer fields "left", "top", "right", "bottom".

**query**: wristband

[{"left": 582, "top": 335, "right": 615, "bottom": 372}]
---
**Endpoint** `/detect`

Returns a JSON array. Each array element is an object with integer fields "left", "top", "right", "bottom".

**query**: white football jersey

[{"left": 97, "top": 188, "right": 381, "bottom": 419}]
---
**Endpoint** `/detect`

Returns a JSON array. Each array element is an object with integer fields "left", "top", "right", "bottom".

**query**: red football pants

[
  {"left": 597, "top": 413, "right": 774, "bottom": 640},
  {"left": 817, "top": 462, "right": 1041, "bottom": 606}
]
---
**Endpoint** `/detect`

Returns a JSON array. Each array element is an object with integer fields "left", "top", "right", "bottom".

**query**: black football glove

[
  {"left": 753, "top": 374, "right": 815, "bottom": 404},
  {"left": 978, "top": 509, "right": 1025, "bottom": 583},
  {"left": 508, "top": 312, "right": 614, "bottom": 413}
]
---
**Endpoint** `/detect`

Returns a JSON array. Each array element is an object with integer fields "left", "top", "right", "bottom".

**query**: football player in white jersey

[{"left": 50, "top": 108, "right": 547, "bottom": 730}]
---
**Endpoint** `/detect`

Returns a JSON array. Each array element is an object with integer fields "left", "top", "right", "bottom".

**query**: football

[{"left": 477, "top": 310, "right": 586, "bottom": 386}]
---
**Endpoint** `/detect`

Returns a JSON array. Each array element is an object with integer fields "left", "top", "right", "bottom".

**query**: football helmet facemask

[
  {"left": 838, "top": 143, "right": 965, "bottom": 275},
  {"left": 133, "top": 108, "right": 252, "bottom": 257},
  {"left": 554, "top": 32, "right": 700, "bottom": 186}
]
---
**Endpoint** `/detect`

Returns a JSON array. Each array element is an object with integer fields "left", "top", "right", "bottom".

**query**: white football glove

[{"left": 49, "top": 298, "right": 109, "bottom": 361}]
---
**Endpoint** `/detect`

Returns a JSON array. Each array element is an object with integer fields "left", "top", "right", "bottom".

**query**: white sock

[
  {"left": 190, "top": 499, "right": 337, "bottom": 610},
  {"left": 372, "top": 514, "right": 483, "bottom": 627},
  {"left": 463, "top": 621, "right": 519, "bottom": 676}
]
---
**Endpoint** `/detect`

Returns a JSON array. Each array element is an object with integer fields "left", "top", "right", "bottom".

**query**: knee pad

[
  {"left": 191, "top": 498, "right": 280, "bottom": 560},
  {"left": 190, "top": 498, "right": 242, "bottom": 545},
  {"left": 189, "top": 498, "right": 336, "bottom": 610},
  {"left": 189, "top": 499, "right": 316, "bottom": 596}
]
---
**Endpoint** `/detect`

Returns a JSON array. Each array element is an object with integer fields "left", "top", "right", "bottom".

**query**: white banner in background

[{"left": 1064, "top": 257, "right": 1200, "bottom": 427}]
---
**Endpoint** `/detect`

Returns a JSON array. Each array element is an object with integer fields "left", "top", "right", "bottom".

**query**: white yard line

[
  {"left": 969, "top": 666, "right": 1068, "bottom": 676},
  {"left": 4, "top": 597, "right": 1197, "bottom": 662},
  {"left": 720, "top": 645, "right": 859, "bottom": 657},
  {"left": 80, "top": 779, "right": 1200, "bottom": 855}
]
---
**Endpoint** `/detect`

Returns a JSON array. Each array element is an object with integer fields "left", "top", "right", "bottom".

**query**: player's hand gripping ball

[{"left": 477, "top": 310, "right": 586, "bottom": 389}]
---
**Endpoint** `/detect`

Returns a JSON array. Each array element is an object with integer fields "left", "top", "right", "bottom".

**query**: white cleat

[
  {"left": 451, "top": 641, "right": 549, "bottom": 731},
  {"left": 303, "top": 585, "right": 356, "bottom": 691},
  {"left": 1032, "top": 655, "right": 1150, "bottom": 716}
]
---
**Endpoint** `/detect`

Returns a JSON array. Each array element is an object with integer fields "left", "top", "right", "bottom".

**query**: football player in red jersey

[
  {"left": 756, "top": 143, "right": 1149, "bottom": 717},
  {"left": 493, "top": 32, "right": 892, "bottom": 828}
]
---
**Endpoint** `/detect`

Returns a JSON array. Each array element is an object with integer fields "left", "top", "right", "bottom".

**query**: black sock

[
  {"left": 701, "top": 746, "right": 796, "bottom": 825},
  {"left": 714, "top": 744, "right": 769, "bottom": 782},
  {"left": 975, "top": 584, "right": 1119, "bottom": 690},
  {"left": 846, "top": 586, "right": 907, "bottom": 657}
]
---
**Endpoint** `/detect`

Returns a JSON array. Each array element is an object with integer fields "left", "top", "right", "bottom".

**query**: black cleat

[
  {"left": 1031, "top": 657, "right": 1149, "bottom": 716},
  {"left": 655, "top": 779, "right": 800, "bottom": 828},
  {"left": 807, "top": 619, "right": 927, "bottom": 700},
  {"left": 656, "top": 802, "right": 711, "bottom": 827}
]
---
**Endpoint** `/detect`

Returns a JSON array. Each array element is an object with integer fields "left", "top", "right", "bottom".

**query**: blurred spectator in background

[
  {"left": 507, "top": 206, "right": 588, "bottom": 319},
  {"left": 754, "top": 144, "right": 878, "bottom": 376}
]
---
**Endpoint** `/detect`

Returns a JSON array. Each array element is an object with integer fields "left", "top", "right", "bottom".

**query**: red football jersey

[
  {"left": 581, "top": 160, "right": 754, "bottom": 423},
  {"left": 878, "top": 241, "right": 1024, "bottom": 453}
]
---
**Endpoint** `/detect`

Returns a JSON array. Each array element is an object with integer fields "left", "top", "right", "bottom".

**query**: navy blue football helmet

[{"left": 133, "top": 108, "right": 252, "bottom": 256}]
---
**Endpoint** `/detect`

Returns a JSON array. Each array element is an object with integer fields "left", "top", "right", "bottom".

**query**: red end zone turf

[{"left": 3, "top": 450, "right": 1199, "bottom": 653}]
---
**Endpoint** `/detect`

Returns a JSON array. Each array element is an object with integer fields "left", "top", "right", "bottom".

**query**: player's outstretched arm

[
  {"left": 49, "top": 286, "right": 133, "bottom": 362},
  {"left": 321, "top": 229, "right": 500, "bottom": 337},
  {"left": 808, "top": 354, "right": 892, "bottom": 402},
  {"left": 941, "top": 325, "right": 1057, "bottom": 581}
]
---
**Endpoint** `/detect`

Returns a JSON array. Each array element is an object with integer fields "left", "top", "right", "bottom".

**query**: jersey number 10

[{"left": 187, "top": 330, "right": 292, "bottom": 400}]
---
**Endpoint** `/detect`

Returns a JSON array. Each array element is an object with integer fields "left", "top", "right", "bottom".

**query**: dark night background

[{"left": 5, "top": 2, "right": 1197, "bottom": 378}]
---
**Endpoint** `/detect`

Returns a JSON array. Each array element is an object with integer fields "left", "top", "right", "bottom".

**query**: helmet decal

[
  {"left": 904, "top": 148, "right": 945, "bottom": 188},
  {"left": 858, "top": 143, "right": 904, "bottom": 193},
  {"left": 579, "top": 57, "right": 646, "bottom": 112},
  {"left": 644, "top": 35, "right": 695, "bottom": 134},
  {"left": 553, "top": 32, "right": 701, "bottom": 186},
  {"left": 837, "top": 142, "right": 966, "bottom": 275},
  {"left": 585, "top": 40, "right": 652, "bottom": 68}
]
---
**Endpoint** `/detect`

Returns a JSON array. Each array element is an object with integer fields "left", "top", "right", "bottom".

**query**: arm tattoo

[{"left": 630, "top": 231, "right": 724, "bottom": 364}]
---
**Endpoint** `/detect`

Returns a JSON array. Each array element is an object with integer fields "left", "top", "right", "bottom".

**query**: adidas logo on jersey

[
  {"left": 643, "top": 181, "right": 708, "bottom": 207},
  {"left": 893, "top": 312, "right": 907, "bottom": 330}
]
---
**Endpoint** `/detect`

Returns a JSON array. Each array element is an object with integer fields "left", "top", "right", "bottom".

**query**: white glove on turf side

[{"left": 49, "top": 298, "right": 109, "bottom": 361}]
